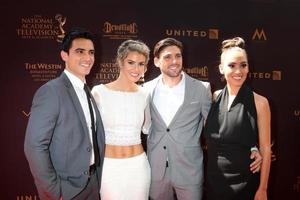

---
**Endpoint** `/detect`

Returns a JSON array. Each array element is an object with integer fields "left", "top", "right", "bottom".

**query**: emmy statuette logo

[{"left": 55, "top": 14, "right": 66, "bottom": 42}]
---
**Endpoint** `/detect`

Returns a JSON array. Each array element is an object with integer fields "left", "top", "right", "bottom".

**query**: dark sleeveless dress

[{"left": 204, "top": 84, "right": 260, "bottom": 200}]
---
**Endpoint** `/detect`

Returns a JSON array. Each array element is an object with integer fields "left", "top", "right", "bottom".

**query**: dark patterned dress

[{"left": 204, "top": 84, "right": 260, "bottom": 200}]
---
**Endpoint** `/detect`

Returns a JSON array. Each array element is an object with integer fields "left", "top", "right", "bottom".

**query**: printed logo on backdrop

[
  {"left": 17, "top": 194, "right": 38, "bottom": 200},
  {"left": 184, "top": 66, "right": 209, "bottom": 81},
  {"left": 165, "top": 28, "right": 219, "bottom": 39},
  {"left": 16, "top": 14, "right": 66, "bottom": 41},
  {"left": 102, "top": 22, "right": 138, "bottom": 40},
  {"left": 220, "top": 70, "right": 282, "bottom": 82},
  {"left": 22, "top": 110, "right": 30, "bottom": 117},
  {"left": 270, "top": 140, "right": 277, "bottom": 162},
  {"left": 55, "top": 14, "right": 67, "bottom": 42},
  {"left": 252, "top": 28, "right": 267, "bottom": 40},
  {"left": 293, "top": 176, "right": 300, "bottom": 193},
  {"left": 95, "top": 61, "right": 119, "bottom": 83},
  {"left": 25, "top": 62, "right": 62, "bottom": 82},
  {"left": 248, "top": 70, "right": 282, "bottom": 80}
]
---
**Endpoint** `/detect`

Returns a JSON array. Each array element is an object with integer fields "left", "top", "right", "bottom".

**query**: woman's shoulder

[
  {"left": 139, "top": 84, "right": 150, "bottom": 93},
  {"left": 91, "top": 83, "right": 105, "bottom": 93},
  {"left": 137, "top": 85, "right": 151, "bottom": 100},
  {"left": 253, "top": 92, "right": 270, "bottom": 113}
]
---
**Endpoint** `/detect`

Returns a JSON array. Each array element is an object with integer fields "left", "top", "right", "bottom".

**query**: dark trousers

[{"left": 72, "top": 169, "right": 100, "bottom": 200}]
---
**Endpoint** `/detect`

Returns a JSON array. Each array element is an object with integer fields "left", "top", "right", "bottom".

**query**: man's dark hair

[
  {"left": 61, "top": 27, "right": 95, "bottom": 53},
  {"left": 153, "top": 37, "right": 183, "bottom": 58}
]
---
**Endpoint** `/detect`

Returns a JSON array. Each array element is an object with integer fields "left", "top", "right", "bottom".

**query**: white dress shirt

[
  {"left": 64, "top": 69, "right": 96, "bottom": 165},
  {"left": 153, "top": 73, "right": 185, "bottom": 126}
]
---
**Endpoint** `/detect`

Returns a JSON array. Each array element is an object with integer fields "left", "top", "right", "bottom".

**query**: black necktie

[{"left": 84, "top": 84, "right": 100, "bottom": 166}]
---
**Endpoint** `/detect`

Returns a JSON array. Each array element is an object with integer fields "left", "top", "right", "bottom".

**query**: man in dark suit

[{"left": 24, "top": 28, "right": 105, "bottom": 200}]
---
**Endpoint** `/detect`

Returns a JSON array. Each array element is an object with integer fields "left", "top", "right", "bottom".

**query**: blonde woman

[{"left": 92, "top": 40, "right": 151, "bottom": 200}]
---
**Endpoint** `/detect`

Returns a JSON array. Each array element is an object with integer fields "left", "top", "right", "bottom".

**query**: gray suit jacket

[
  {"left": 143, "top": 73, "right": 211, "bottom": 186},
  {"left": 24, "top": 72, "right": 105, "bottom": 200}
]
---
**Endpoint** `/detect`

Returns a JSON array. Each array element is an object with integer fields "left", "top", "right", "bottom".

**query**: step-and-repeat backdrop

[{"left": 1, "top": 1, "right": 299, "bottom": 199}]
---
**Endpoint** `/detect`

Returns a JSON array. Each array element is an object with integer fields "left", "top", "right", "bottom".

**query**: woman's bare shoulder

[{"left": 253, "top": 92, "right": 270, "bottom": 113}]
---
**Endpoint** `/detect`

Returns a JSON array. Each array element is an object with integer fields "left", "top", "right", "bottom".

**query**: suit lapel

[
  {"left": 168, "top": 73, "right": 195, "bottom": 127},
  {"left": 60, "top": 73, "right": 89, "bottom": 135},
  {"left": 149, "top": 73, "right": 196, "bottom": 128},
  {"left": 149, "top": 76, "right": 168, "bottom": 128}
]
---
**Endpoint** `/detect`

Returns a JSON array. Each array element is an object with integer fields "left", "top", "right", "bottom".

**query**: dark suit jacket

[{"left": 24, "top": 72, "right": 105, "bottom": 200}]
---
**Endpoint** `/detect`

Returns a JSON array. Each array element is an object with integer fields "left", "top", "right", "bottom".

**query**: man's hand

[{"left": 250, "top": 150, "right": 262, "bottom": 173}]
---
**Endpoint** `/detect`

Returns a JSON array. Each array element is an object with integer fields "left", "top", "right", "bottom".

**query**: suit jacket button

[
  {"left": 87, "top": 147, "right": 91, "bottom": 152},
  {"left": 84, "top": 171, "right": 89, "bottom": 175},
  {"left": 166, "top": 128, "right": 170, "bottom": 132}
]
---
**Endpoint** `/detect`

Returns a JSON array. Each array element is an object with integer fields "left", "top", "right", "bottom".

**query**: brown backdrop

[{"left": 1, "top": 0, "right": 299, "bottom": 199}]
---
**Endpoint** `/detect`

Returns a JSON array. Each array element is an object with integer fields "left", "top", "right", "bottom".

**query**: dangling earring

[{"left": 137, "top": 75, "right": 145, "bottom": 85}]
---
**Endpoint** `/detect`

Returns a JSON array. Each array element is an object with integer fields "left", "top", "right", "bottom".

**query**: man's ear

[
  {"left": 154, "top": 57, "right": 159, "bottom": 68},
  {"left": 60, "top": 50, "right": 68, "bottom": 62},
  {"left": 219, "top": 64, "right": 224, "bottom": 74}
]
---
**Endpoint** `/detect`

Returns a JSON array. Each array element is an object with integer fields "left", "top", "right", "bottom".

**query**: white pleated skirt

[{"left": 100, "top": 152, "right": 151, "bottom": 200}]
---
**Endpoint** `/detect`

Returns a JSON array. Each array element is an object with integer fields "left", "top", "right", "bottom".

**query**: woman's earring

[{"left": 137, "top": 75, "right": 145, "bottom": 85}]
